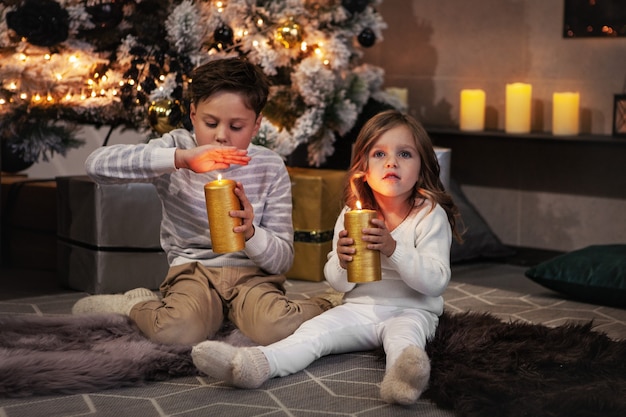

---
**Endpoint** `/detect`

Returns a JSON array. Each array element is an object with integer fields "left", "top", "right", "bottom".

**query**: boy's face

[{"left": 190, "top": 91, "right": 261, "bottom": 150}]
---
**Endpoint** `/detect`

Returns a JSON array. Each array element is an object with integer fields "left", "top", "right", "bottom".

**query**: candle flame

[
  {"left": 350, "top": 172, "right": 366, "bottom": 207},
  {"left": 217, "top": 174, "right": 222, "bottom": 181},
  {"left": 356, "top": 200, "right": 362, "bottom": 210}
]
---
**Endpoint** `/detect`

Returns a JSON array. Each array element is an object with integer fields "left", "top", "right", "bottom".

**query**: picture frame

[
  {"left": 613, "top": 94, "right": 626, "bottom": 137},
  {"left": 564, "top": 0, "right": 626, "bottom": 38}
]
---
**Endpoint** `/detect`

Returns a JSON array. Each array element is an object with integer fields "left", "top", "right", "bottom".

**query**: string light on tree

[{"left": 0, "top": 0, "right": 392, "bottom": 169}]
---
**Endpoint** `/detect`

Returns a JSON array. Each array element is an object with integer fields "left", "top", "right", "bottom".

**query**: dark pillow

[
  {"left": 449, "top": 180, "right": 515, "bottom": 263},
  {"left": 525, "top": 244, "right": 626, "bottom": 307}
]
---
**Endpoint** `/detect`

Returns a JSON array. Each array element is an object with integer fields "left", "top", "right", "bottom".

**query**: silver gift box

[
  {"left": 56, "top": 176, "right": 168, "bottom": 294},
  {"left": 435, "top": 147, "right": 451, "bottom": 191}
]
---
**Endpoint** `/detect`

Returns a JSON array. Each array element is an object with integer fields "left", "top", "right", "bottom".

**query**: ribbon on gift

[{"left": 294, "top": 230, "right": 334, "bottom": 243}]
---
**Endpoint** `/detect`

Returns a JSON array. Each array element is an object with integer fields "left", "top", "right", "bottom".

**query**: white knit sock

[
  {"left": 192, "top": 341, "right": 270, "bottom": 389},
  {"left": 380, "top": 345, "right": 431, "bottom": 405},
  {"left": 72, "top": 288, "right": 158, "bottom": 316},
  {"left": 124, "top": 288, "right": 157, "bottom": 300},
  {"left": 231, "top": 347, "right": 270, "bottom": 389},
  {"left": 192, "top": 341, "right": 239, "bottom": 382}
]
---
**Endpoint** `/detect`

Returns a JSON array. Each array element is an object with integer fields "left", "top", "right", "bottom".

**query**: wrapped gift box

[
  {"left": 1, "top": 176, "right": 57, "bottom": 270},
  {"left": 56, "top": 176, "right": 168, "bottom": 294},
  {"left": 286, "top": 168, "right": 347, "bottom": 282}
]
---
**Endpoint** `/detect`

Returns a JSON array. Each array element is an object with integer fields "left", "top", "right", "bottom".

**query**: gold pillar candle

[
  {"left": 204, "top": 177, "right": 245, "bottom": 253},
  {"left": 505, "top": 82, "right": 532, "bottom": 134},
  {"left": 552, "top": 92, "right": 580, "bottom": 136},
  {"left": 460, "top": 89, "right": 486, "bottom": 131},
  {"left": 344, "top": 206, "right": 381, "bottom": 283}
]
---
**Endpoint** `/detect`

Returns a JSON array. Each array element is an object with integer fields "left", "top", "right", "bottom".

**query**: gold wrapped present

[{"left": 286, "top": 168, "right": 347, "bottom": 281}]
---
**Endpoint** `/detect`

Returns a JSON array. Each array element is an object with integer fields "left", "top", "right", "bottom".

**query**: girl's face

[
  {"left": 365, "top": 125, "right": 420, "bottom": 201},
  {"left": 190, "top": 91, "right": 261, "bottom": 150}
]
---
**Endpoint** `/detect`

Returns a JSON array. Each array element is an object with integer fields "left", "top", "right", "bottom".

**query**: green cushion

[{"left": 525, "top": 244, "right": 626, "bottom": 307}]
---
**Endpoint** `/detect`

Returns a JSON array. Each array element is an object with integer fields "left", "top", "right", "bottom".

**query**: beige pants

[{"left": 130, "top": 262, "right": 326, "bottom": 346}]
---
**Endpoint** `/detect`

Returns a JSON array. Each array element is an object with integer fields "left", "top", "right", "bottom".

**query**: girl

[{"left": 192, "top": 110, "right": 461, "bottom": 405}]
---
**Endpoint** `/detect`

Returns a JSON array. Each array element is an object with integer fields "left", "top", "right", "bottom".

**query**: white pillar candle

[
  {"left": 505, "top": 83, "right": 532, "bottom": 134},
  {"left": 459, "top": 89, "right": 486, "bottom": 131},
  {"left": 552, "top": 92, "right": 580, "bottom": 136}
]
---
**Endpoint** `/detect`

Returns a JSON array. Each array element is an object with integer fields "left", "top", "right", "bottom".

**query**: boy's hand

[
  {"left": 363, "top": 218, "right": 396, "bottom": 258},
  {"left": 231, "top": 182, "right": 255, "bottom": 241},
  {"left": 175, "top": 145, "right": 251, "bottom": 172}
]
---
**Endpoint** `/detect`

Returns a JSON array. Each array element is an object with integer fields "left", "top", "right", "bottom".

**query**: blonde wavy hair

[{"left": 345, "top": 110, "right": 462, "bottom": 242}]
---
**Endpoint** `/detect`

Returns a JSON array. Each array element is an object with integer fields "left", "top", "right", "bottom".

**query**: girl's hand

[
  {"left": 335, "top": 229, "right": 355, "bottom": 269},
  {"left": 175, "top": 145, "right": 251, "bottom": 173},
  {"left": 231, "top": 182, "right": 255, "bottom": 241},
  {"left": 363, "top": 218, "right": 397, "bottom": 258}
]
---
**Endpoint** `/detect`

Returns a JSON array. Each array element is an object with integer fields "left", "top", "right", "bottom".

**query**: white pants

[{"left": 260, "top": 303, "right": 438, "bottom": 378}]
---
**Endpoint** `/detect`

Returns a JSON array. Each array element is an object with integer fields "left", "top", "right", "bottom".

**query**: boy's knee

[
  {"left": 150, "top": 320, "right": 213, "bottom": 345},
  {"left": 133, "top": 307, "right": 221, "bottom": 345}
]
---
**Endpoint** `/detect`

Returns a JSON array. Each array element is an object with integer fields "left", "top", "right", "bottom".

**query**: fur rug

[
  {"left": 0, "top": 314, "right": 199, "bottom": 397},
  {"left": 1, "top": 312, "right": 625, "bottom": 417},
  {"left": 425, "top": 312, "right": 626, "bottom": 417}
]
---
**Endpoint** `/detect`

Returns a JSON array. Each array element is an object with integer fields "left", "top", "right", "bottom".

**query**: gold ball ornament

[
  {"left": 148, "top": 99, "right": 183, "bottom": 135},
  {"left": 276, "top": 18, "right": 302, "bottom": 48}
]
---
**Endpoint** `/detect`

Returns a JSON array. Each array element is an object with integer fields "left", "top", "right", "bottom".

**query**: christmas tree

[{"left": 0, "top": 0, "right": 402, "bottom": 169}]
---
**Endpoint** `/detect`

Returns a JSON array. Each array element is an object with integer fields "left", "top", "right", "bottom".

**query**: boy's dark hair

[{"left": 189, "top": 58, "right": 270, "bottom": 116}]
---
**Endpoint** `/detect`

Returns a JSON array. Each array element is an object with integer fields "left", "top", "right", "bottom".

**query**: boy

[{"left": 73, "top": 58, "right": 339, "bottom": 346}]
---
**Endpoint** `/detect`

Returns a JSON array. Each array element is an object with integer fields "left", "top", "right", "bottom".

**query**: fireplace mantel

[{"left": 426, "top": 128, "right": 626, "bottom": 200}]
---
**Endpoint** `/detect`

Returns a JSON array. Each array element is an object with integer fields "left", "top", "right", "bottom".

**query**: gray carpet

[{"left": 0, "top": 262, "right": 624, "bottom": 416}]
